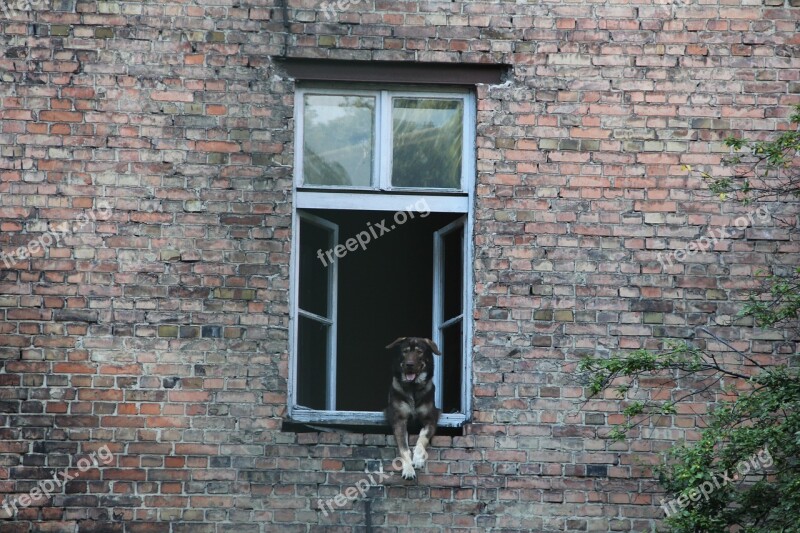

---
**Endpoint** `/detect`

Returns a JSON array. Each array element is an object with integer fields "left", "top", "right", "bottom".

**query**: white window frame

[
  {"left": 295, "top": 88, "right": 380, "bottom": 192},
  {"left": 288, "top": 85, "right": 476, "bottom": 428},
  {"left": 294, "top": 86, "right": 473, "bottom": 194}
]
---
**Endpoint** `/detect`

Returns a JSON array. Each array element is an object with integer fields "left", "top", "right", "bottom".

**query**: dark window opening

[{"left": 296, "top": 208, "right": 464, "bottom": 414}]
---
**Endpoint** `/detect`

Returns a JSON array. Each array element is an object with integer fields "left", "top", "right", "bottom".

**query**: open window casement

[
  {"left": 432, "top": 216, "right": 466, "bottom": 416},
  {"left": 289, "top": 85, "right": 475, "bottom": 427},
  {"left": 295, "top": 212, "right": 338, "bottom": 411}
]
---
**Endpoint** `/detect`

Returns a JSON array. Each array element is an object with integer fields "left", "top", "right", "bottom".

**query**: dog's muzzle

[{"left": 402, "top": 364, "right": 419, "bottom": 382}]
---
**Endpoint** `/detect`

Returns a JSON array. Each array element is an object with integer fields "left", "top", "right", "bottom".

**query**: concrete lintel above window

[{"left": 277, "top": 58, "right": 508, "bottom": 86}]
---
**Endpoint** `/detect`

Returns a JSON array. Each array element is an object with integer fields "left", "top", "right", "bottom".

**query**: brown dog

[{"left": 385, "top": 337, "right": 441, "bottom": 480}]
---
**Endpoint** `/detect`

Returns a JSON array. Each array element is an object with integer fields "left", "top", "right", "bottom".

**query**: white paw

[
  {"left": 401, "top": 461, "right": 416, "bottom": 480},
  {"left": 412, "top": 447, "right": 427, "bottom": 469}
]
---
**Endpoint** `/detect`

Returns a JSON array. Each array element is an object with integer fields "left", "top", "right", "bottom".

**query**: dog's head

[{"left": 385, "top": 337, "right": 440, "bottom": 385}]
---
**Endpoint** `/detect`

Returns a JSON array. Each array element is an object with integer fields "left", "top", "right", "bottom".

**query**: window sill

[
  {"left": 289, "top": 409, "right": 467, "bottom": 427},
  {"left": 281, "top": 418, "right": 466, "bottom": 436},
  {"left": 296, "top": 186, "right": 468, "bottom": 195}
]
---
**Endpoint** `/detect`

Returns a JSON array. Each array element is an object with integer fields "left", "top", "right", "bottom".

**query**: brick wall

[{"left": 1, "top": 0, "right": 798, "bottom": 531}]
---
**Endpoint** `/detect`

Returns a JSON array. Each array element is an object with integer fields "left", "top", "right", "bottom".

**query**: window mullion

[
  {"left": 327, "top": 222, "right": 338, "bottom": 411},
  {"left": 373, "top": 89, "right": 382, "bottom": 189},
  {"left": 295, "top": 89, "right": 305, "bottom": 186},
  {"left": 379, "top": 91, "right": 392, "bottom": 190},
  {"left": 462, "top": 92, "right": 473, "bottom": 192}
]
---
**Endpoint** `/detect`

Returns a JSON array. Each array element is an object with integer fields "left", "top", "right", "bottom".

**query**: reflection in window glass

[
  {"left": 391, "top": 98, "right": 463, "bottom": 189},
  {"left": 297, "top": 315, "right": 329, "bottom": 409},
  {"left": 303, "top": 94, "right": 375, "bottom": 187},
  {"left": 443, "top": 228, "right": 463, "bottom": 321},
  {"left": 298, "top": 218, "right": 330, "bottom": 318},
  {"left": 441, "top": 319, "right": 462, "bottom": 414}
]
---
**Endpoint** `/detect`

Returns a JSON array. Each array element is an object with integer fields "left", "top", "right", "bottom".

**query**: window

[{"left": 289, "top": 86, "right": 475, "bottom": 427}]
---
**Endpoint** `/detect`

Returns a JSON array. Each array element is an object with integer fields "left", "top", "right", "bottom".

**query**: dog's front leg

[
  {"left": 412, "top": 421, "right": 435, "bottom": 469},
  {"left": 392, "top": 419, "right": 415, "bottom": 479}
]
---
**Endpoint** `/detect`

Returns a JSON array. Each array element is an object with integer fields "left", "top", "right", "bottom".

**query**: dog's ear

[
  {"left": 422, "top": 338, "right": 441, "bottom": 355},
  {"left": 385, "top": 337, "right": 407, "bottom": 350}
]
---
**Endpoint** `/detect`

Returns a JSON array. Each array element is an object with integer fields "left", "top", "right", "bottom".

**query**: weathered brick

[
  {"left": 554, "top": 310, "right": 574, "bottom": 322},
  {"left": 160, "top": 249, "right": 181, "bottom": 261},
  {"left": 157, "top": 325, "right": 179, "bottom": 338},
  {"left": 690, "top": 118, "right": 731, "bottom": 130},
  {"left": 151, "top": 91, "right": 194, "bottom": 103},
  {"left": 0, "top": 1, "right": 796, "bottom": 532},
  {"left": 212, "top": 288, "right": 255, "bottom": 300},
  {"left": 195, "top": 141, "right": 240, "bottom": 153},
  {"left": 39, "top": 111, "right": 83, "bottom": 122}
]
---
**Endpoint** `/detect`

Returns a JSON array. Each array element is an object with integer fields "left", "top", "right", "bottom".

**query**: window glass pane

[
  {"left": 297, "top": 315, "right": 329, "bottom": 409},
  {"left": 303, "top": 94, "right": 375, "bottom": 187},
  {"left": 443, "top": 228, "right": 463, "bottom": 320},
  {"left": 441, "top": 319, "right": 463, "bottom": 414},
  {"left": 299, "top": 217, "right": 331, "bottom": 318},
  {"left": 391, "top": 98, "right": 463, "bottom": 189}
]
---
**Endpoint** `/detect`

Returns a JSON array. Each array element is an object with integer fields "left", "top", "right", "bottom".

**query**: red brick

[
  {"left": 53, "top": 363, "right": 96, "bottom": 374},
  {"left": 150, "top": 91, "right": 194, "bottom": 102},
  {"left": 196, "top": 141, "right": 240, "bottom": 153},
  {"left": 39, "top": 111, "right": 84, "bottom": 122},
  {"left": 146, "top": 417, "right": 190, "bottom": 428}
]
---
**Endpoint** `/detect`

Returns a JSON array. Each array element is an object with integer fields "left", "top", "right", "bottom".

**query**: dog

[{"left": 384, "top": 336, "right": 441, "bottom": 480}]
